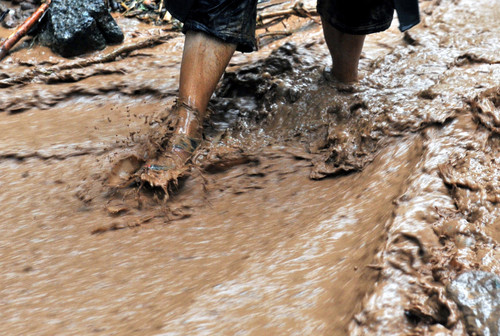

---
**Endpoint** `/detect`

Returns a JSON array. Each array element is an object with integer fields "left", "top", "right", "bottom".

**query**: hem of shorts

[
  {"left": 319, "top": 11, "right": 393, "bottom": 35},
  {"left": 330, "top": 19, "right": 393, "bottom": 35},
  {"left": 399, "top": 19, "right": 420, "bottom": 32},
  {"left": 183, "top": 21, "right": 257, "bottom": 53}
]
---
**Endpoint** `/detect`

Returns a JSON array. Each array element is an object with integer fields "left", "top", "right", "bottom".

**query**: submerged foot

[
  {"left": 140, "top": 101, "right": 203, "bottom": 191},
  {"left": 140, "top": 133, "right": 201, "bottom": 190},
  {"left": 323, "top": 66, "right": 359, "bottom": 93}
]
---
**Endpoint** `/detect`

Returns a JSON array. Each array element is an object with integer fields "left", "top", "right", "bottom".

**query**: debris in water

[
  {"left": 108, "top": 154, "right": 144, "bottom": 187},
  {"left": 447, "top": 271, "right": 500, "bottom": 336}
]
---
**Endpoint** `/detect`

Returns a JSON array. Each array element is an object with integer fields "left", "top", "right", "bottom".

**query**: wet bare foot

[
  {"left": 140, "top": 102, "right": 203, "bottom": 191},
  {"left": 323, "top": 66, "right": 358, "bottom": 93}
]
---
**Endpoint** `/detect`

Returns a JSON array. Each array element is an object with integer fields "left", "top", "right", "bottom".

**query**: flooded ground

[{"left": 0, "top": 0, "right": 499, "bottom": 335}]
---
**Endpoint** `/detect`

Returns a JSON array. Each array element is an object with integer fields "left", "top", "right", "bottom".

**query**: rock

[
  {"left": 38, "top": 0, "right": 124, "bottom": 57},
  {"left": 447, "top": 271, "right": 500, "bottom": 336}
]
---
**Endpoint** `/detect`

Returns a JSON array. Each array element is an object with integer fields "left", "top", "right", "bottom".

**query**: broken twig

[
  {"left": 0, "top": 34, "right": 174, "bottom": 88},
  {"left": 257, "top": 2, "right": 318, "bottom": 24},
  {"left": 258, "top": 31, "right": 293, "bottom": 39}
]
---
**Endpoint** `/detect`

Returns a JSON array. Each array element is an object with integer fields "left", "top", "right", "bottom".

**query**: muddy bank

[{"left": 0, "top": 0, "right": 499, "bottom": 335}]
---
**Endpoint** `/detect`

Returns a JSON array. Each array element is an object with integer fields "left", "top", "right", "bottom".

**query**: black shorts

[
  {"left": 182, "top": 0, "right": 258, "bottom": 53},
  {"left": 168, "top": 0, "right": 419, "bottom": 52},
  {"left": 317, "top": 0, "right": 420, "bottom": 35}
]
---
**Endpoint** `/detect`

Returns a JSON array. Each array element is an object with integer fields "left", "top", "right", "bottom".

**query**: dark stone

[
  {"left": 38, "top": 0, "right": 124, "bottom": 57},
  {"left": 447, "top": 271, "right": 500, "bottom": 336}
]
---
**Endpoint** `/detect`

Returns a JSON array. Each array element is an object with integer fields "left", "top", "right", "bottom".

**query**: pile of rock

[
  {"left": 37, "top": 0, "right": 124, "bottom": 57},
  {"left": 1, "top": 0, "right": 124, "bottom": 58}
]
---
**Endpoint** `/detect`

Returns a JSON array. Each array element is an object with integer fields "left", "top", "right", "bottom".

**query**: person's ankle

[
  {"left": 324, "top": 66, "right": 358, "bottom": 84},
  {"left": 173, "top": 102, "right": 203, "bottom": 140},
  {"left": 331, "top": 66, "right": 358, "bottom": 84}
]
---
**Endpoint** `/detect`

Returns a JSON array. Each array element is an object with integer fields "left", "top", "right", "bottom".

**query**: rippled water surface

[{"left": 0, "top": 0, "right": 499, "bottom": 335}]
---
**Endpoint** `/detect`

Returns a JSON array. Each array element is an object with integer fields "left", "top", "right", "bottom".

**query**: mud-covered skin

[{"left": 0, "top": 0, "right": 500, "bottom": 335}]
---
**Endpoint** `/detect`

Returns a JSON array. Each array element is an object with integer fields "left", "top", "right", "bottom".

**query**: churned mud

[{"left": 0, "top": 0, "right": 499, "bottom": 335}]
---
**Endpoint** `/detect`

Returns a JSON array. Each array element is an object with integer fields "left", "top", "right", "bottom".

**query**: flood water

[{"left": 0, "top": 0, "right": 499, "bottom": 335}]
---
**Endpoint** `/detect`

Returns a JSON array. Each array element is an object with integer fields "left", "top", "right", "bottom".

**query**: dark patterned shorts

[
  {"left": 168, "top": 0, "right": 419, "bottom": 52},
  {"left": 318, "top": 0, "right": 393, "bottom": 35},
  {"left": 182, "top": 0, "right": 258, "bottom": 52}
]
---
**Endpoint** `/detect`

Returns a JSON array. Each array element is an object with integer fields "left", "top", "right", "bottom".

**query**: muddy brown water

[{"left": 0, "top": 0, "right": 499, "bottom": 335}]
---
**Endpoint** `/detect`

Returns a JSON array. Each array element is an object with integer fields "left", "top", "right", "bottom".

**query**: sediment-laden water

[{"left": 0, "top": 0, "right": 498, "bottom": 335}]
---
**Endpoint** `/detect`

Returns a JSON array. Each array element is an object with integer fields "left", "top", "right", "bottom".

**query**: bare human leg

[
  {"left": 110, "top": 31, "right": 236, "bottom": 188},
  {"left": 321, "top": 18, "right": 365, "bottom": 83},
  {"left": 171, "top": 30, "right": 236, "bottom": 162}
]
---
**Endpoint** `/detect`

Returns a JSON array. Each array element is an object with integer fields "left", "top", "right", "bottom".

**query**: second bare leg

[
  {"left": 321, "top": 18, "right": 365, "bottom": 83},
  {"left": 174, "top": 30, "right": 236, "bottom": 144}
]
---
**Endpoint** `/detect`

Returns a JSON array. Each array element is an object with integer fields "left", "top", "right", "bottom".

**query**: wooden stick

[
  {"left": 0, "top": 0, "right": 52, "bottom": 61},
  {"left": 0, "top": 34, "right": 174, "bottom": 88},
  {"left": 55, "top": 34, "right": 173, "bottom": 70},
  {"left": 257, "top": 5, "right": 318, "bottom": 22},
  {"left": 258, "top": 31, "right": 292, "bottom": 39}
]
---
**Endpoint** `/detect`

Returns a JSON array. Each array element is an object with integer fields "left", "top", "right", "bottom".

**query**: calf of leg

[
  {"left": 322, "top": 19, "right": 365, "bottom": 83},
  {"left": 176, "top": 30, "right": 236, "bottom": 136}
]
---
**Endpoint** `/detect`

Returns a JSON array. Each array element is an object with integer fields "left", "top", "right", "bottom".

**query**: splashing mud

[{"left": 0, "top": 0, "right": 499, "bottom": 335}]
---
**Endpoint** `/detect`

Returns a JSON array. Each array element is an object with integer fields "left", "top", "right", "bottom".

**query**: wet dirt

[{"left": 0, "top": 0, "right": 499, "bottom": 335}]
